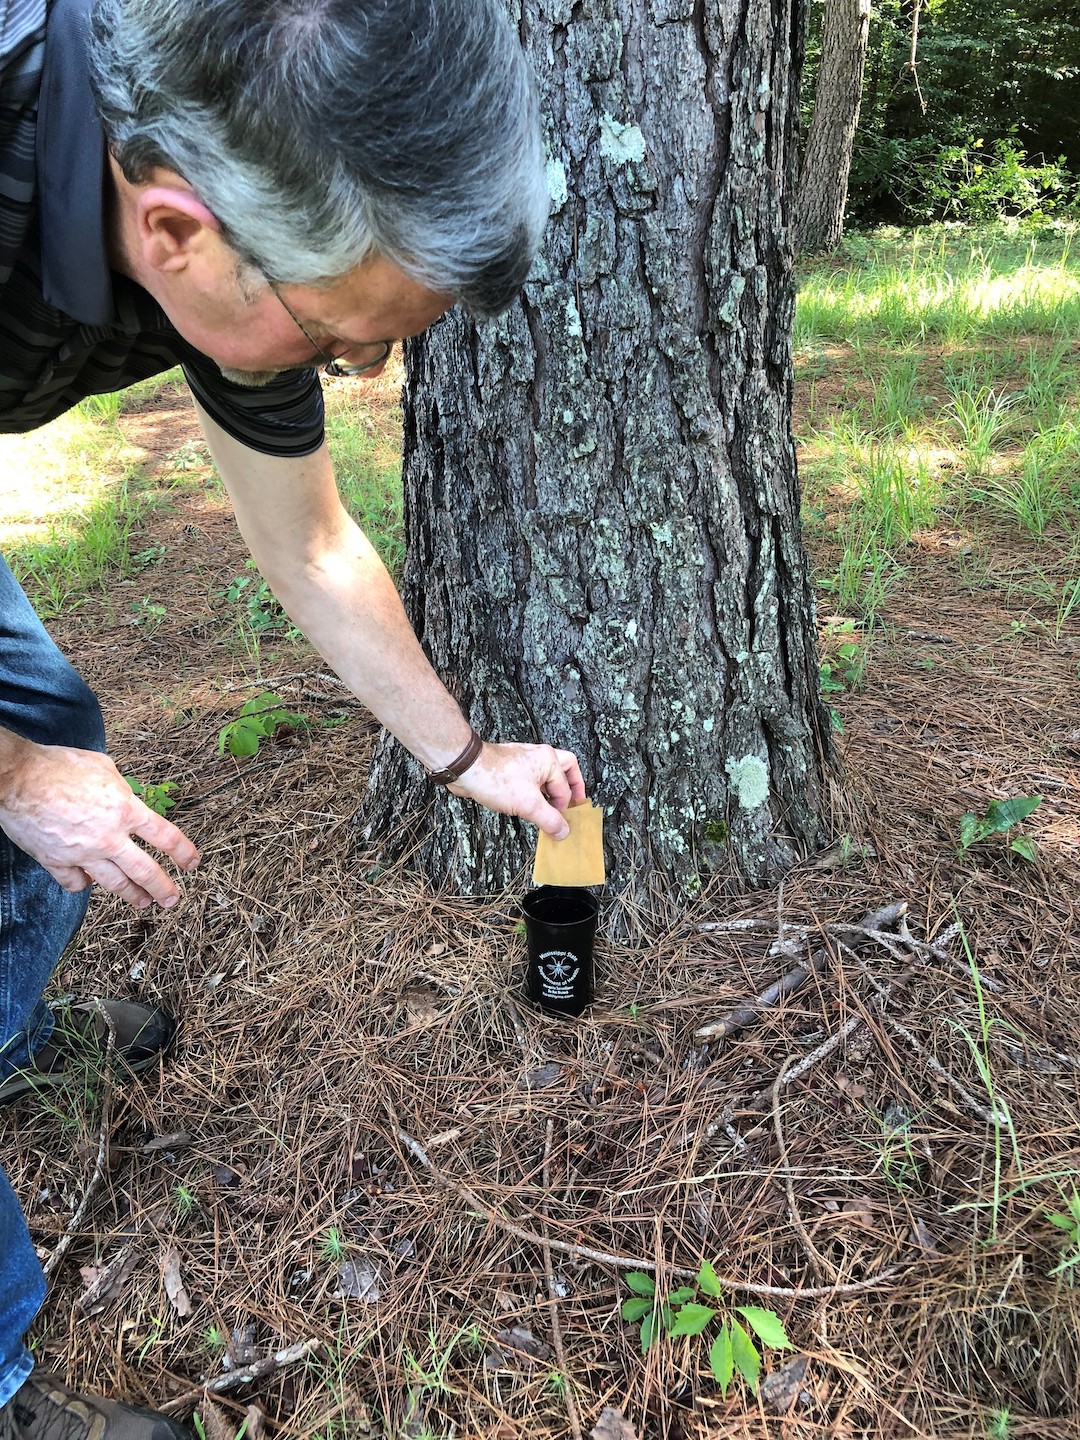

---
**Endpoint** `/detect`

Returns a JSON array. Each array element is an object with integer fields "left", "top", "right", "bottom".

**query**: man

[{"left": 0, "top": 0, "right": 584, "bottom": 1435}]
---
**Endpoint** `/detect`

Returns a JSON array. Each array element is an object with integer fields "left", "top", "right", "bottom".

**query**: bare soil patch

[{"left": 1, "top": 383, "right": 1078, "bottom": 1439}]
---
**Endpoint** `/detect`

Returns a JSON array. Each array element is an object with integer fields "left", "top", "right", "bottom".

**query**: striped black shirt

[{"left": 0, "top": 0, "right": 325, "bottom": 457}]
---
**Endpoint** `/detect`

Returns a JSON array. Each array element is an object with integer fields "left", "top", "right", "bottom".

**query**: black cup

[{"left": 523, "top": 885, "right": 599, "bottom": 1017}]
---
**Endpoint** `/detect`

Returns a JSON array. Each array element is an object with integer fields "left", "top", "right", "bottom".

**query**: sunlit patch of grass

[
  {"left": 796, "top": 223, "right": 1080, "bottom": 348},
  {"left": 324, "top": 386, "right": 404, "bottom": 574}
]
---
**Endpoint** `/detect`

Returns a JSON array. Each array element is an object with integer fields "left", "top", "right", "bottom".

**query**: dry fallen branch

[
  {"left": 160, "top": 1339, "right": 323, "bottom": 1416},
  {"left": 44, "top": 1002, "right": 117, "bottom": 1280},
  {"left": 395, "top": 1126, "right": 904, "bottom": 1300},
  {"left": 543, "top": 1119, "right": 584, "bottom": 1440},
  {"left": 694, "top": 901, "right": 908, "bottom": 1042}
]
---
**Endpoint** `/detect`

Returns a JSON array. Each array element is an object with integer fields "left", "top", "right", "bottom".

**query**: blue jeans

[{"left": 0, "top": 557, "right": 105, "bottom": 1406}]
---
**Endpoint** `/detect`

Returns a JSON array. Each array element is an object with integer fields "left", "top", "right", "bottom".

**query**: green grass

[
  {"left": 12, "top": 479, "right": 158, "bottom": 619},
  {"left": 796, "top": 222, "right": 1080, "bottom": 347},
  {"left": 797, "top": 222, "right": 1080, "bottom": 618},
  {"left": 324, "top": 394, "right": 404, "bottom": 573}
]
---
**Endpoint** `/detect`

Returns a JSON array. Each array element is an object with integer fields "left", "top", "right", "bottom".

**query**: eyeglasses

[{"left": 267, "top": 279, "right": 392, "bottom": 378}]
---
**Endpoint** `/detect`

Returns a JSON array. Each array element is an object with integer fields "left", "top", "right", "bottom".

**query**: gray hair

[{"left": 88, "top": 0, "right": 549, "bottom": 314}]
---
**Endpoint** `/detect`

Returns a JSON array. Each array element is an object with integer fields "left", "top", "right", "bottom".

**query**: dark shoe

[
  {"left": 0, "top": 1000, "right": 176, "bottom": 1107},
  {"left": 0, "top": 1372, "right": 187, "bottom": 1440}
]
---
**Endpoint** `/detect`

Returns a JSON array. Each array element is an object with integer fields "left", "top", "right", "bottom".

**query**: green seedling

[
  {"left": 218, "top": 559, "right": 299, "bottom": 640},
  {"left": 200, "top": 1324, "right": 225, "bottom": 1354},
  {"left": 171, "top": 1183, "right": 198, "bottom": 1217},
  {"left": 958, "top": 795, "right": 1042, "bottom": 861},
  {"left": 1046, "top": 1187, "right": 1080, "bottom": 1281},
  {"left": 319, "top": 1226, "right": 348, "bottom": 1264},
  {"left": 620, "top": 1261, "right": 792, "bottom": 1396},
  {"left": 217, "top": 692, "right": 309, "bottom": 759},
  {"left": 125, "top": 776, "right": 179, "bottom": 816},
  {"left": 131, "top": 597, "right": 166, "bottom": 628}
]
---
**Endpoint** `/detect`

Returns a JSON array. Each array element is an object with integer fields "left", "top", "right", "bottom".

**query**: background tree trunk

[
  {"left": 363, "top": 0, "right": 832, "bottom": 912},
  {"left": 796, "top": 0, "right": 872, "bottom": 251}
]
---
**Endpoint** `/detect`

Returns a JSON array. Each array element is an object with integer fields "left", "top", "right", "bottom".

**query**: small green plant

[
  {"left": 1046, "top": 1188, "right": 1080, "bottom": 1281},
  {"left": 218, "top": 559, "right": 298, "bottom": 642},
  {"left": 217, "top": 692, "right": 309, "bottom": 759},
  {"left": 132, "top": 544, "right": 166, "bottom": 568},
  {"left": 171, "top": 1183, "right": 198, "bottom": 1217},
  {"left": 125, "top": 776, "right": 179, "bottom": 816},
  {"left": 958, "top": 795, "right": 1042, "bottom": 861},
  {"left": 200, "top": 1324, "right": 226, "bottom": 1354},
  {"left": 131, "top": 596, "right": 167, "bottom": 628},
  {"left": 134, "top": 1318, "right": 166, "bottom": 1363},
  {"left": 986, "top": 1406, "right": 1013, "bottom": 1440},
  {"left": 620, "top": 1262, "right": 792, "bottom": 1396},
  {"left": 319, "top": 1226, "right": 348, "bottom": 1264}
]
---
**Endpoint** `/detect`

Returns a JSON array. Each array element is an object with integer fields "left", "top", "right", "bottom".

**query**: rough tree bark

[
  {"left": 795, "top": 0, "right": 872, "bottom": 251},
  {"left": 363, "top": 0, "right": 832, "bottom": 909}
]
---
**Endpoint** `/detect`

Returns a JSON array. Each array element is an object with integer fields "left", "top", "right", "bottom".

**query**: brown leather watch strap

[{"left": 427, "top": 728, "right": 484, "bottom": 786}]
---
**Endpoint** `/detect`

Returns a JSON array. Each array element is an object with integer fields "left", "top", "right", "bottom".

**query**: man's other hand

[
  {"left": 0, "top": 741, "right": 201, "bottom": 909},
  {"left": 448, "top": 742, "right": 587, "bottom": 838}
]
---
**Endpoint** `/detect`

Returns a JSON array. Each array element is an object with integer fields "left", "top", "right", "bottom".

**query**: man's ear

[{"left": 136, "top": 187, "right": 221, "bottom": 274}]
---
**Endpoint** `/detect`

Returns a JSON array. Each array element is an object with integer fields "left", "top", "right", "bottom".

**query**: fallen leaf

[
  {"left": 404, "top": 988, "right": 440, "bottom": 1025},
  {"left": 517, "top": 1063, "right": 565, "bottom": 1091},
  {"left": 591, "top": 1408, "right": 639, "bottom": 1440},
  {"left": 80, "top": 1241, "right": 139, "bottom": 1315},
  {"left": 336, "top": 1257, "right": 381, "bottom": 1303},
  {"left": 142, "top": 1131, "right": 191, "bottom": 1153},
  {"left": 243, "top": 1408, "right": 266, "bottom": 1440},
  {"left": 760, "top": 1355, "right": 810, "bottom": 1414},
  {"left": 425, "top": 941, "right": 448, "bottom": 958},
  {"left": 197, "top": 1402, "right": 235, "bottom": 1440},
  {"left": 834, "top": 1074, "right": 867, "bottom": 1101},
  {"left": 162, "top": 1246, "right": 193, "bottom": 1317},
  {"left": 485, "top": 1326, "right": 553, "bottom": 1371},
  {"left": 840, "top": 1197, "right": 876, "bottom": 1228}
]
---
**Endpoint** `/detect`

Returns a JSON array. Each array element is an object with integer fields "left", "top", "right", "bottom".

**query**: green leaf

[
  {"left": 958, "top": 812, "right": 982, "bottom": 851},
  {"left": 624, "top": 1272, "right": 655, "bottom": 1297},
  {"left": 729, "top": 1321, "right": 762, "bottom": 1388},
  {"left": 709, "top": 1327, "right": 734, "bottom": 1395},
  {"left": 697, "top": 1259, "right": 723, "bottom": 1297},
  {"left": 1047, "top": 1212, "right": 1077, "bottom": 1231},
  {"left": 1010, "top": 835, "right": 1038, "bottom": 862},
  {"left": 639, "top": 1311, "right": 658, "bottom": 1352},
  {"left": 668, "top": 1304, "right": 717, "bottom": 1337},
  {"left": 224, "top": 720, "right": 262, "bottom": 757},
  {"left": 736, "top": 1307, "right": 793, "bottom": 1351},
  {"left": 240, "top": 691, "right": 284, "bottom": 716},
  {"left": 984, "top": 795, "right": 1042, "bottom": 831},
  {"left": 620, "top": 1297, "right": 653, "bottom": 1323},
  {"left": 667, "top": 1287, "right": 696, "bottom": 1305}
]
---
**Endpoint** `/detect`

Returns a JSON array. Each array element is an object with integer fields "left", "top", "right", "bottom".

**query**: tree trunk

[
  {"left": 363, "top": 0, "right": 832, "bottom": 911},
  {"left": 795, "top": 0, "right": 872, "bottom": 251}
]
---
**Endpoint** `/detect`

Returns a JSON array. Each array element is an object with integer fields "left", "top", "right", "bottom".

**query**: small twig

[
  {"left": 772, "top": 1059, "right": 840, "bottom": 1283},
  {"left": 694, "top": 902, "right": 909, "bottom": 1042},
  {"left": 44, "top": 1003, "right": 117, "bottom": 1279},
  {"left": 542, "top": 1120, "right": 583, "bottom": 1440},
  {"left": 858, "top": 967, "right": 1010, "bottom": 1126},
  {"left": 395, "top": 1126, "right": 903, "bottom": 1300},
  {"left": 740, "top": 1016, "right": 866, "bottom": 1117},
  {"left": 160, "top": 1340, "right": 323, "bottom": 1415}
]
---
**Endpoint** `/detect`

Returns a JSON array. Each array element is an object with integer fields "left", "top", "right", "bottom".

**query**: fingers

[
  {"left": 132, "top": 809, "right": 202, "bottom": 872},
  {"left": 49, "top": 863, "right": 93, "bottom": 893},
  {"left": 83, "top": 857, "right": 158, "bottom": 910},
  {"left": 530, "top": 796, "right": 571, "bottom": 841},
  {"left": 555, "top": 750, "right": 588, "bottom": 805}
]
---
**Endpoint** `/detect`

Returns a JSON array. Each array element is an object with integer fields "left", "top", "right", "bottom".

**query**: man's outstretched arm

[{"left": 195, "top": 403, "right": 585, "bottom": 838}]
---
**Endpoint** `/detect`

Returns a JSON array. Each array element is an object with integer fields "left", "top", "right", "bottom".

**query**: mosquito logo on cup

[{"left": 539, "top": 950, "right": 579, "bottom": 997}]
